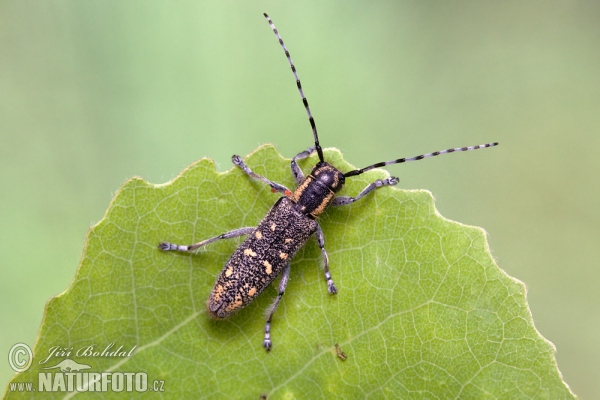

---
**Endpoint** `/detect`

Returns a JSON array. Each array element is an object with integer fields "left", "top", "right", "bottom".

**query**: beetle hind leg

[
  {"left": 263, "top": 262, "right": 291, "bottom": 351},
  {"left": 159, "top": 227, "right": 255, "bottom": 252}
]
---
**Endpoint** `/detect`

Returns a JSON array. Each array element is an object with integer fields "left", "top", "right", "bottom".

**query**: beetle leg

[
  {"left": 263, "top": 262, "right": 291, "bottom": 351},
  {"left": 159, "top": 227, "right": 255, "bottom": 252},
  {"left": 290, "top": 146, "right": 316, "bottom": 184},
  {"left": 315, "top": 224, "right": 337, "bottom": 294},
  {"left": 232, "top": 155, "right": 291, "bottom": 196},
  {"left": 331, "top": 177, "right": 399, "bottom": 207}
]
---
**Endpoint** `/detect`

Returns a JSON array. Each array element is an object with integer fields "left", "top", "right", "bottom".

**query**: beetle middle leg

[
  {"left": 315, "top": 224, "right": 337, "bottom": 294},
  {"left": 232, "top": 155, "right": 291, "bottom": 196},
  {"left": 159, "top": 227, "right": 255, "bottom": 252},
  {"left": 263, "top": 262, "right": 291, "bottom": 351},
  {"left": 331, "top": 176, "right": 400, "bottom": 207}
]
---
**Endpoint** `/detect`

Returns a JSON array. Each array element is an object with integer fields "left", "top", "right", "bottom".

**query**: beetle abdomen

[{"left": 207, "top": 197, "right": 318, "bottom": 319}]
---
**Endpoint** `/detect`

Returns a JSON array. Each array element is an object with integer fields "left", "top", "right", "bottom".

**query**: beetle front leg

[
  {"left": 315, "top": 224, "right": 337, "bottom": 294},
  {"left": 232, "top": 155, "right": 291, "bottom": 196},
  {"left": 263, "top": 262, "right": 291, "bottom": 351},
  {"left": 290, "top": 146, "right": 315, "bottom": 184},
  {"left": 331, "top": 177, "right": 399, "bottom": 207},
  {"left": 159, "top": 227, "right": 255, "bottom": 252}
]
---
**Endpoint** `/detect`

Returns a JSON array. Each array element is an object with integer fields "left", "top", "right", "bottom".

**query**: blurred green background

[{"left": 1, "top": 1, "right": 598, "bottom": 397}]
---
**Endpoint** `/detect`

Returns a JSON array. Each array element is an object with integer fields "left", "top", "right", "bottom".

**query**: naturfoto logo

[{"left": 7, "top": 342, "right": 166, "bottom": 394}]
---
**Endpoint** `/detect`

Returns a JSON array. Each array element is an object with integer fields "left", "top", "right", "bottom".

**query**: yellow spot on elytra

[
  {"left": 248, "top": 287, "right": 257, "bottom": 297},
  {"left": 255, "top": 231, "right": 263, "bottom": 239},
  {"left": 225, "top": 296, "right": 244, "bottom": 314},
  {"left": 279, "top": 252, "right": 288, "bottom": 260},
  {"left": 263, "top": 260, "right": 272, "bottom": 275},
  {"left": 213, "top": 285, "right": 225, "bottom": 303},
  {"left": 285, "top": 238, "right": 292, "bottom": 244},
  {"left": 225, "top": 266, "right": 233, "bottom": 278},
  {"left": 243, "top": 248, "right": 257, "bottom": 257},
  {"left": 270, "top": 223, "right": 276, "bottom": 231}
]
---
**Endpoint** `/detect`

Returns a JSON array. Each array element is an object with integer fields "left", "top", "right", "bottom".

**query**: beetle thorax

[{"left": 291, "top": 162, "right": 345, "bottom": 218}]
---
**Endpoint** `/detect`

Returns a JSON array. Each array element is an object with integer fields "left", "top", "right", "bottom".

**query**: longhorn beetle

[{"left": 159, "top": 13, "right": 498, "bottom": 351}]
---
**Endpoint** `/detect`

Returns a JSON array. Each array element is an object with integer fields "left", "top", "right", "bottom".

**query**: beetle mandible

[{"left": 159, "top": 13, "right": 498, "bottom": 351}]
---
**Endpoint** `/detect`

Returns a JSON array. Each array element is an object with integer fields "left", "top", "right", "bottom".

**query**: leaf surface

[{"left": 6, "top": 146, "right": 573, "bottom": 398}]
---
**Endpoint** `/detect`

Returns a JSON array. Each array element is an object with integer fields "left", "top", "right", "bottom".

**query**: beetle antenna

[
  {"left": 264, "top": 13, "right": 324, "bottom": 163},
  {"left": 344, "top": 142, "right": 499, "bottom": 177}
]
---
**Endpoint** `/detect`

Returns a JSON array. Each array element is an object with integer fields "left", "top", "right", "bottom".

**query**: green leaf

[{"left": 6, "top": 145, "right": 573, "bottom": 398}]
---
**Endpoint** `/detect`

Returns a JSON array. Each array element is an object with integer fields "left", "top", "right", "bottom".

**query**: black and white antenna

[
  {"left": 344, "top": 142, "right": 499, "bottom": 178},
  {"left": 264, "top": 13, "right": 498, "bottom": 176},
  {"left": 263, "top": 13, "right": 324, "bottom": 163}
]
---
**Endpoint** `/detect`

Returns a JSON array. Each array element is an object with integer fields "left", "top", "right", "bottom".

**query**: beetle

[{"left": 159, "top": 13, "right": 498, "bottom": 351}]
